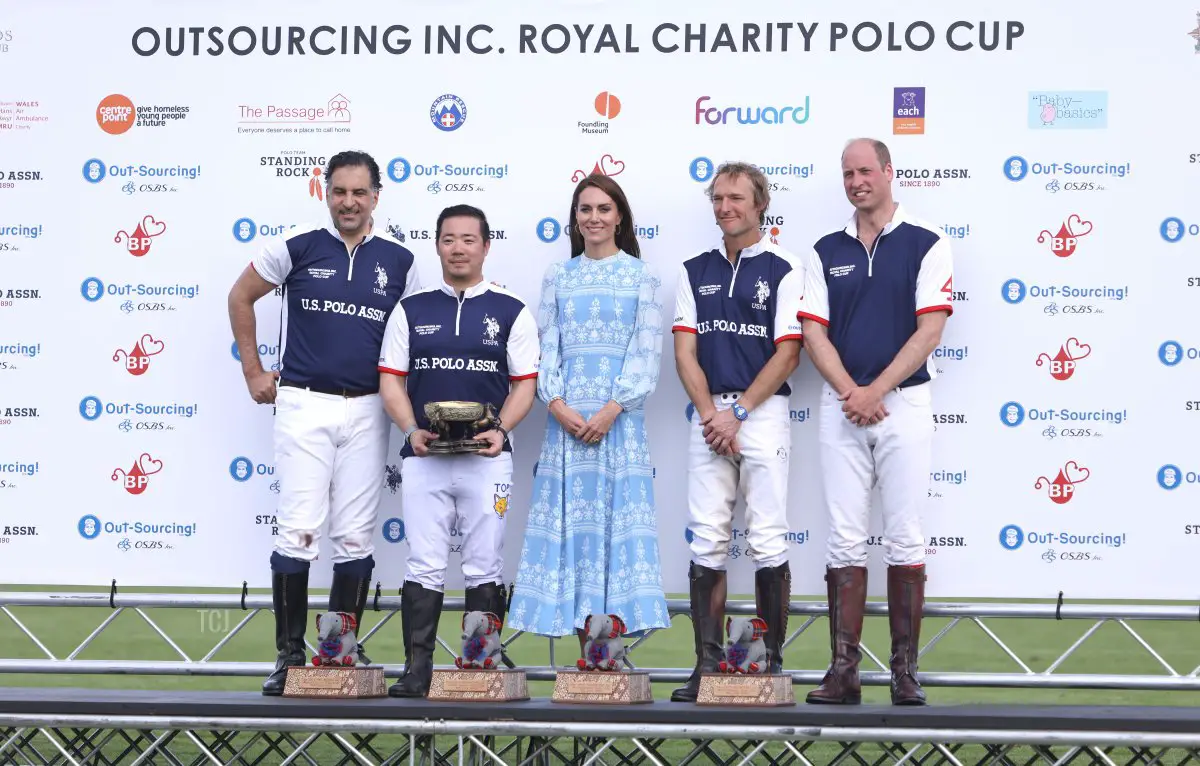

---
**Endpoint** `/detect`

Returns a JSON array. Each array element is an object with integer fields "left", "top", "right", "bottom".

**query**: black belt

[{"left": 279, "top": 379, "right": 378, "bottom": 398}]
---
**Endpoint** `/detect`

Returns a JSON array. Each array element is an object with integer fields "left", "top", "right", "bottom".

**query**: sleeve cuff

[
  {"left": 796, "top": 311, "right": 829, "bottom": 327},
  {"left": 671, "top": 325, "right": 698, "bottom": 334},
  {"left": 509, "top": 372, "right": 538, "bottom": 381},
  {"left": 774, "top": 333, "right": 803, "bottom": 345},
  {"left": 916, "top": 305, "right": 953, "bottom": 317},
  {"left": 377, "top": 366, "right": 408, "bottom": 376}
]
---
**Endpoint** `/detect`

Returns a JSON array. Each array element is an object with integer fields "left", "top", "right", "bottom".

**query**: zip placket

[
  {"left": 856, "top": 230, "right": 887, "bottom": 277},
  {"left": 345, "top": 241, "right": 361, "bottom": 280},
  {"left": 727, "top": 249, "right": 743, "bottom": 298},
  {"left": 455, "top": 291, "right": 466, "bottom": 335}
]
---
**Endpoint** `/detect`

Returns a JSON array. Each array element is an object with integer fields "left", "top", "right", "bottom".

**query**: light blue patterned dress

[{"left": 508, "top": 251, "right": 670, "bottom": 638}]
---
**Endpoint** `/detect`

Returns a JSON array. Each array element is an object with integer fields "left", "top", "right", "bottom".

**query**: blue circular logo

[
  {"left": 1003, "top": 155, "right": 1028, "bottom": 182},
  {"left": 685, "top": 528, "right": 695, "bottom": 544},
  {"left": 685, "top": 402, "right": 696, "bottom": 423},
  {"left": 387, "top": 157, "right": 411, "bottom": 183},
  {"left": 999, "top": 401, "right": 1024, "bottom": 427},
  {"left": 382, "top": 517, "right": 406, "bottom": 543},
  {"left": 1161, "top": 217, "right": 1185, "bottom": 243},
  {"left": 79, "top": 396, "right": 103, "bottom": 421},
  {"left": 430, "top": 94, "right": 467, "bottom": 132},
  {"left": 79, "top": 514, "right": 102, "bottom": 540},
  {"left": 690, "top": 157, "right": 715, "bottom": 183},
  {"left": 536, "top": 217, "right": 561, "bottom": 243},
  {"left": 998, "top": 524, "right": 1024, "bottom": 551},
  {"left": 1158, "top": 464, "right": 1182, "bottom": 490},
  {"left": 230, "top": 341, "right": 241, "bottom": 362},
  {"left": 229, "top": 456, "right": 253, "bottom": 482},
  {"left": 233, "top": 218, "right": 256, "bottom": 243},
  {"left": 82, "top": 159, "right": 106, "bottom": 184},
  {"left": 1001, "top": 278, "right": 1026, "bottom": 305},
  {"left": 1159, "top": 341, "right": 1184, "bottom": 367},
  {"left": 81, "top": 277, "right": 104, "bottom": 302}
]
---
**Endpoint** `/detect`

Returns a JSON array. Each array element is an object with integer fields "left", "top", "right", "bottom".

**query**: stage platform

[
  {"left": 1, "top": 687, "right": 1199, "bottom": 735},
  {"left": 3, "top": 687, "right": 1200, "bottom": 765}
]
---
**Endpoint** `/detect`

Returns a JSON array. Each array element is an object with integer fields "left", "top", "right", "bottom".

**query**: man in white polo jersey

[
  {"left": 227, "top": 150, "right": 421, "bottom": 696},
  {"left": 378, "top": 204, "right": 538, "bottom": 698},
  {"left": 799, "top": 138, "right": 954, "bottom": 706},
  {"left": 670, "top": 161, "right": 805, "bottom": 702}
]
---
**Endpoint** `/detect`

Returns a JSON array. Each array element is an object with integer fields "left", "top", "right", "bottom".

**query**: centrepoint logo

[
  {"left": 96, "top": 94, "right": 135, "bottom": 134},
  {"left": 694, "top": 96, "right": 810, "bottom": 126}
]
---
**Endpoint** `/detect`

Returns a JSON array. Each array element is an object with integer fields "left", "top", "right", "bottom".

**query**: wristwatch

[
  {"left": 732, "top": 403, "right": 749, "bottom": 421},
  {"left": 403, "top": 425, "right": 417, "bottom": 444}
]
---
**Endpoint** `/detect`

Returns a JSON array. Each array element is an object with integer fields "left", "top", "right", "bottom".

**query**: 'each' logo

[
  {"left": 1036, "top": 338, "right": 1090, "bottom": 380},
  {"left": 114, "top": 215, "right": 167, "bottom": 257},
  {"left": 96, "top": 94, "right": 135, "bottom": 135},
  {"left": 111, "top": 453, "right": 163, "bottom": 495},
  {"left": 573, "top": 154, "right": 625, "bottom": 183},
  {"left": 113, "top": 334, "right": 165, "bottom": 375},
  {"left": 1035, "top": 461, "right": 1089, "bottom": 505},
  {"left": 1037, "top": 215, "right": 1092, "bottom": 257}
]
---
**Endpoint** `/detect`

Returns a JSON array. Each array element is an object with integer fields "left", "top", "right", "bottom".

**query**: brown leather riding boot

[
  {"left": 670, "top": 563, "right": 727, "bottom": 702},
  {"left": 888, "top": 564, "right": 927, "bottom": 705},
  {"left": 805, "top": 566, "right": 867, "bottom": 705}
]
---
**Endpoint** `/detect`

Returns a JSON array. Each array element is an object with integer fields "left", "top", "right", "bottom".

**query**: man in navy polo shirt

[
  {"left": 378, "top": 204, "right": 538, "bottom": 698},
  {"left": 799, "top": 138, "right": 953, "bottom": 707},
  {"left": 227, "top": 150, "right": 421, "bottom": 695},
  {"left": 670, "top": 161, "right": 805, "bottom": 702}
]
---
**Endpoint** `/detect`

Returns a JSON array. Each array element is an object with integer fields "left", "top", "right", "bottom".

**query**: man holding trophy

[{"left": 378, "top": 204, "right": 539, "bottom": 698}]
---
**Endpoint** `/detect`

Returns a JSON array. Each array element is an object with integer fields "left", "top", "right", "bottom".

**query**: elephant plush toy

[
  {"left": 313, "top": 612, "right": 359, "bottom": 667},
  {"left": 456, "top": 611, "right": 504, "bottom": 670},
  {"left": 719, "top": 617, "right": 769, "bottom": 674},
  {"left": 577, "top": 613, "right": 628, "bottom": 671}
]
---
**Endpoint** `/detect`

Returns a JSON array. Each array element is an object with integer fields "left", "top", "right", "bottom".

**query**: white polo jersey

[
  {"left": 672, "top": 235, "right": 805, "bottom": 396},
  {"left": 378, "top": 280, "right": 539, "bottom": 457},
  {"left": 798, "top": 203, "right": 954, "bottom": 388}
]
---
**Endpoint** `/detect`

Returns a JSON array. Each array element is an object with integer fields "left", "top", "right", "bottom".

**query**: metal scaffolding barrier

[{"left": 1, "top": 589, "right": 1198, "bottom": 690}]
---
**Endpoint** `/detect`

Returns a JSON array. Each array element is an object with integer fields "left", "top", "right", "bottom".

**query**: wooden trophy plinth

[
  {"left": 426, "top": 669, "right": 530, "bottom": 702},
  {"left": 695, "top": 673, "right": 795, "bottom": 706},
  {"left": 551, "top": 670, "right": 653, "bottom": 704},
  {"left": 282, "top": 666, "right": 387, "bottom": 699}
]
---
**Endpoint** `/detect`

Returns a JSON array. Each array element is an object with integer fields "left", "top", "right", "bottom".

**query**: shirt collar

[
  {"left": 713, "top": 233, "right": 773, "bottom": 260},
  {"left": 323, "top": 216, "right": 376, "bottom": 246},
  {"left": 843, "top": 202, "right": 909, "bottom": 239},
  {"left": 438, "top": 279, "right": 493, "bottom": 300}
]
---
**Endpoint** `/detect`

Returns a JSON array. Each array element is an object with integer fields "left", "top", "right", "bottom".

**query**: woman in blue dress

[{"left": 508, "top": 173, "right": 670, "bottom": 649}]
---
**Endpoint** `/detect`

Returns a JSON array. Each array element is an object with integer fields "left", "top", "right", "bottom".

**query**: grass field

[{"left": 1, "top": 583, "right": 1197, "bottom": 763}]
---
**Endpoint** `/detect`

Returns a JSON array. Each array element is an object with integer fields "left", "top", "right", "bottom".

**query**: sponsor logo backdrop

[{"left": 1, "top": 1, "right": 1194, "bottom": 598}]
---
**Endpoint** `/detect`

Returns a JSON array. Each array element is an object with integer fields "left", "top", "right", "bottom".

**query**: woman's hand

[
  {"left": 576, "top": 401, "right": 622, "bottom": 445},
  {"left": 549, "top": 399, "right": 588, "bottom": 438}
]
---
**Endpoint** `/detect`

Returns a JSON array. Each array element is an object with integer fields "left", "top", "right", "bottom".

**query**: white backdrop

[{"left": 2, "top": 1, "right": 1198, "bottom": 599}]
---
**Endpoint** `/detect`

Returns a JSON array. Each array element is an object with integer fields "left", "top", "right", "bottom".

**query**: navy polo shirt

[
  {"left": 252, "top": 222, "right": 419, "bottom": 392},
  {"left": 672, "top": 235, "right": 804, "bottom": 396},
  {"left": 798, "top": 204, "right": 954, "bottom": 389},
  {"left": 378, "top": 280, "right": 540, "bottom": 457}
]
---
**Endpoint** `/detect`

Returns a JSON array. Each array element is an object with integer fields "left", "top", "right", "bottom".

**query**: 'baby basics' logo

[
  {"left": 1035, "top": 461, "right": 1089, "bottom": 505},
  {"left": 114, "top": 215, "right": 167, "bottom": 257},
  {"left": 1036, "top": 338, "right": 1090, "bottom": 381},
  {"left": 113, "top": 334, "right": 165, "bottom": 375},
  {"left": 1038, "top": 215, "right": 1092, "bottom": 258},
  {"left": 111, "top": 453, "right": 164, "bottom": 495}
]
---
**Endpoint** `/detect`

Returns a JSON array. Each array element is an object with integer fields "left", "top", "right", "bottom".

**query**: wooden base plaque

[
  {"left": 696, "top": 673, "right": 795, "bottom": 706},
  {"left": 282, "top": 666, "right": 387, "bottom": 699},
  {"left": 426, "top": 669, "right": 529, "bottom": 702},
  {"left": 551, "top": 670, "right": 653, "bottom": 704}
]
